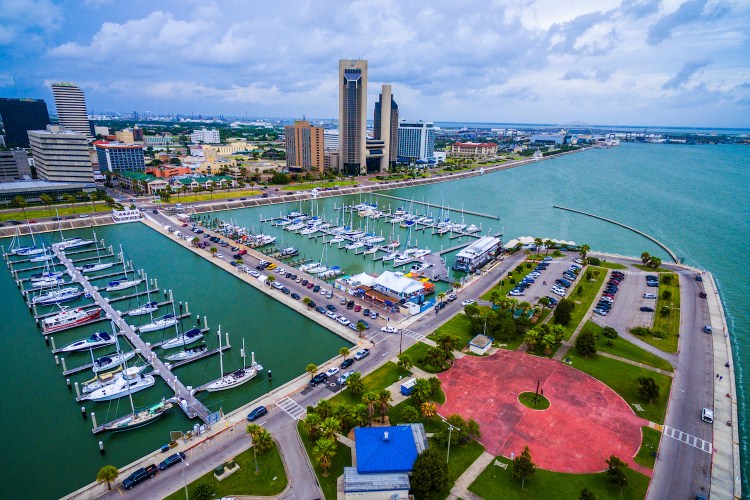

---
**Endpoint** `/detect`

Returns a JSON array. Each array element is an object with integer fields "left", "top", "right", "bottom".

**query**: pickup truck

[{"left": 123, "top": 464, "right": 157, "bottom": 489}]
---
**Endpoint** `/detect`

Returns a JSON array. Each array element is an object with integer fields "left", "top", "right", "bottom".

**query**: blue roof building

[{"left": 354, "top": 424, "right": 428, "bottom": 474}]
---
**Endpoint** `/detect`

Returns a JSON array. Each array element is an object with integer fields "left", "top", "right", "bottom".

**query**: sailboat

[
  {"left": 105, "top": 252, "right": 143, "bottom": 292},
  {"left": 126, "top": 272, "right": 158, "bottom": 316},
  {"left": 93, "top": 397, "right": 174, "bottom": 434},
  {"left": 165, "top": 343, "right": 208, "bottom": 362},
  {"left": 83, "top": 363, "right": 155, "bottom": 401},
  {"left": 135, "top": 313, "right": 177, "bottom": 333},
  {"left": 77, "top": 234, "right": 114, "bottom": 273},
  {"left": 205, "top": 330, "right": 262, "bottom": 392},
  {"left": 31, "top": 286, "right": 83, "bottom": 306},
  {"left": 160, "top": 327, "right": 203, "bottom": 350},
  {"left": 92, "top": 350, "right": 137, "bottom": 373}
]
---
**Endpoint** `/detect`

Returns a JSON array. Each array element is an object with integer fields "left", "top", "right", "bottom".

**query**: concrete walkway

[
  {"left": 596, "top": 351, "right": 674, "bottom": 377},
  {"left": 448, "top": 451, "right": 495, "bottom": 500}
]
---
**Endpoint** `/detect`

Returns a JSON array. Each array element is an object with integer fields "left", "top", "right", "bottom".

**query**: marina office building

[
  {"left": 453, "top": 236, "right": 502, "bottom": 273},
  {"left": 95, "top": 141, "right": 146, "bottom": 174},
  {"left": 284, "top": 120, "right": 325, "bottom": 173},
  {"left": 0, "top": 97, "right": 51, "bottom": 148}
]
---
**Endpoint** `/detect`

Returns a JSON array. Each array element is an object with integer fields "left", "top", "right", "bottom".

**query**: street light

[
  {"left": 440, "top": 417, "right": 461, "bottom": 464},
  {"left": 182, "top": 460, "right": 190, "bottom": 500}
]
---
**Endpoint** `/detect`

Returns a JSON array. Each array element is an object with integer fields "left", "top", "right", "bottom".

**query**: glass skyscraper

[{"left": 0, "top": 98, "right": 50, "bottom": 148}]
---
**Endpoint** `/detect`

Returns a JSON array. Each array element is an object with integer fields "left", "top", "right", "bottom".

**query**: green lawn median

[
  {"left": 163, "top": 443, "right": 287, "bottom": 500},
  {"left": 635, "top": 426, "right": 661, "bottom": 469},
  {"left": 564, "top": 350, "right": 672, "bottom": 424},
  {"left": 329, "top": 361, "right": 410, "bottom": 405},
  {"left": 651, "top": 273, "right": 680, "bottom": 352},
  {"left": 560, "top": 268, "right": 607, "bottom": 339},
  {"left": 582, "top": 321, "right": 674, "bottom": 372},
  {"left": 297, "top": 421, "right": 352, "bottom": 500},
  {"left": 469, "top": 455, "right": 649, "bottom": 499}
]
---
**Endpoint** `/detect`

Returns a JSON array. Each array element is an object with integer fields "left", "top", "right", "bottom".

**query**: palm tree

[
  {"left": 397, "top": 354, "right": 413, "bottom": 371},
  {"left": 438, "top": 292, "right": 446, "bottom": 303},
  {"left": 538, "top": 296, "right": 551, "bottom": 308},
  {"left": 11, "top": 195, "right": 27, "bottom": 217},
  {"left": 209, "top": 246, "right": 218, "bottom": 257},
  {"left": 266, "top": 275, "right": 275, "bottom": 287},
  {"left": 518, "top": 301, "right": 532, "bottom": 318},
  {"left": 498, "top": 296, "right": 513, "bottom": 311},
  {"left": 356, "top": 321, "right": 366, "bottom": 338},
  {"left": 305, "top": 363, "right": 318, "bottom": 380},
  {"left": 301, "top": 412, "right": 322, "bottom": 439},
  {"left": 303, "top": 297, "right": 312, "bottom": 308},
  {"left": 640, "top": 252, "right": 651, "bottom": 265},
  {"left": 524, "top": 328, "right": 543, "bottom": 352},
  {"left": 339, "top": 347, "right": 350, "bottom": 360},
  {"left": 377, "top": 389, "right": 392, "bottom": 423},
  {"left": 579, "top": 244, "right": 591, "bottom": 262},
  {"left": 544, "top": 239, "right": 554, "bottom": 256},
  {"left": 345, "top": 372, "right": 364, "bottom": 395},
  {"left": 247, "top": 424, "right": 273, "bottom": 454},
  {"left": 315, "top": 399, "right": 334, "bottom": 419},
  {"left": 421, "top": 402, "right": 437, "bottom": 418},
  {"left": 320, "top": 416, "right": 341, "bottom": 441},
  {"left": 541, "top": 333, "right": 557, "bottom": 355},
  {"left": 534, "top": 237, "right": 543, "bottom": 254},
  {"left": 63, "top": 193, "right": 76, "bottom": 210},
  {"left": 96, "top": 465, "right": 119, "bottom": 491},
  {"left": 191, "top": 237, "right": 200, "bottom": 247},
  {"left": 361, "top": 392, "right": 378, "bottom": 426},
  {"left": 90, "top": 191, "right": 99, "bottom": 212},
  {"left": 313, "top": 437, "right": 337, "bottom": 476},
  {"left": 488, "top": 290, "right": 501, "bottom": 307},
  {"left": 40, "top": 193, "right": 53, "bottom": 214}
]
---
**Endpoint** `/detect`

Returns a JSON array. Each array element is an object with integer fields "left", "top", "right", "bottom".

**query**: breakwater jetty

[{"left": 552, "top": 205, "right": 679, "bottom": 263}]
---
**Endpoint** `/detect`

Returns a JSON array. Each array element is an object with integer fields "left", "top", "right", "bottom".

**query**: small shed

[
  {"left": 469, "top": 334, "right": 493, "bottom": 355},
  {"left": 400, "top": 378, "right": 417, "bottom": 396}
]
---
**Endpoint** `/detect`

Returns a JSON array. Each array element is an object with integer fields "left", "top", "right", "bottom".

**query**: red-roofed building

[
  {"left": 450, "top": 141, "right": 498, "bottom": 159},
  {"left": 146, "top": 166, "right": 192, "bottom": 178}
]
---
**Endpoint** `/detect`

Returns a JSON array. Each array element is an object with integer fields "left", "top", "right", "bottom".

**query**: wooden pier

[
  {"left": 373, "top": 193, "right": 501, "bottom": 220},
  {"left": 51, "top": 246, "right": 212, "bottom": 423}
]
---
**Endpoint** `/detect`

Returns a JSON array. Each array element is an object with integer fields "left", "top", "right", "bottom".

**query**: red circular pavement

[{"left": 437, "top": 350, "right": 651, "bottom": 474}]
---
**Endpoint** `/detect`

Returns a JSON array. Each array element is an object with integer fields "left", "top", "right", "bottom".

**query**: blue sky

[{"left": 1, "top": 0, "right": 748, "bottom": 127}]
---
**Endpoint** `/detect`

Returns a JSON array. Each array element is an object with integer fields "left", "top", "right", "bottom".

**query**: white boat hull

[
  {"left": 83, "top": 374, "right": 155, "bottom": 401},
  {"left": 135, "top": 317, "right": 178, "bottom": 333}
]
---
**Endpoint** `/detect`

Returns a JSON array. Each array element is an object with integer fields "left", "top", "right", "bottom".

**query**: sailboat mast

[{"left": 217, "top": 326, "right": 224, "bottom": 376}]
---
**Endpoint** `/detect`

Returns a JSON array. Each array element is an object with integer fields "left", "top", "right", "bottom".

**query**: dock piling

[
  {"left": 91, "top": 412, "right": 96, "bottom": 429},
  {"left": 81, "top": 406, "right": 86, "bottom": 419},
  {"left": 54, "top": 355, "right": 59, "bottom": 365},
  {"left": 74, "top": 382, "right": 80, "bottom": 399},
  {"left": 60, "top": 357, "right": 67, "bottom": 372},
  {"left": 99, "top": 441, "right": 104, "bottom": 454},
  {"left": 185, "top": 302, "right": 189, "bottom": 314},
  {"left": 204, "top": 316, "right": 208, "bottom": 330},
  {"left": 50, "top": 337, "right": 55, "bottom": 350},
  {"left": 66, "top": 378, "right": 71, "bottom": 390}
]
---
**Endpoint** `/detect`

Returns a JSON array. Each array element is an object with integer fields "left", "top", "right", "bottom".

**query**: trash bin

[{"left": 214, "top": 465, "right": 225, "bottom": 476}]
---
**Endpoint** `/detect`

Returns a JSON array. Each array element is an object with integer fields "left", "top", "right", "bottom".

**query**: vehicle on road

[
  {"left": 461, "top": 299, "right": 476, "bottom": 306},
  {"left": 246, "top": 405, "right": 268, "bottom": 421},
  {"left": 340, "top": 358, "right": 354, "bottom": 369},
  {"left": 291, "top": 293, "right": 300, "bottom": 300},
  {"left": 354, "top": 349, "right": 370, "bottom": 360},
  {"left": 703, "top": 325, "right": 713, "bottom": 334},
  {"left": 447, "top": 293, "right": 458, "bottom": 302},
  {"left": 309, "top": 373, "right": 328, "bottom": 387},
  {"left": 123, "top": 465, "right": 158, "bottom": 489},
  {"left": 640, "top": 306, "right": 655, "bottom": 312},
  {"left": 381, "top": 326, "right": 399, "bottom": 333},
  {"left": 701, "top": 408, "right": 714, "bottom": 423},
  {"left": 643, "top": 293, "right": 657, "bottom": 299},
  {"left": 338, "top": 370, "right": 354, "bottom": 385},
  {"left": 325, "top": 366, "right": 340, "bottom": 378},
  {"left": 158, "top": 452, "right": 186, "bottom": 470}
]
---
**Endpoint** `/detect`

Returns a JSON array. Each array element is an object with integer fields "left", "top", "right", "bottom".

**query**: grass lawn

[
  {"left": 427, "top": 313, "right": 476, "bottom": 347},
  {"left": 496, "top": 335, "right": 526, "bottom": 351},
  {"left": 429, "top": 437, "right": 485, "bottom": 499},
  {"left": 595, "top": 261, "right": 627, "bottom": 270},
  {"left": 388, "top": 399, "right": 443, "bottom": 433},
  {"left": 280, "top": 180, "right": 358, "bottom": 191},
  {"left": 581, "top": 321, "right": 674, "bottom": 372},
  {"left": 564, "top": 350, "right": 672, "bottom": 424},
  {"left": 163, "top": 443, "right": 287, "bottom": 500},
  {"left": 297, "top": 421, "right": 352, "bottom": 500},
  {"left": 0, "top": 201, "right": 109, "bottom": 221},
  {"left": 518, "top": 392, "right": 550, "bottom": 410},
  {"left": 635, "top": 426, "right": 661, "bottom": 469},
  {"left": 651, "top": 273, "right": 680, "bottom": 353},
  {"left": 558, "top": 269, "right": 607, "bottom": 339},
  {"left": 329, "top": 361, "right": 410, "bottom": 405},
  {"left": 172, "top": 188, "right": 263, "bottom": 203},
  {"left": 469, "top": 456, "right": 649, "bottom": 500},
  {"left": 633, "top": 264, "right": 672, "bottom": 273},
  {"left": 401, "top": 342, "right": 445, "bottom": 373}
]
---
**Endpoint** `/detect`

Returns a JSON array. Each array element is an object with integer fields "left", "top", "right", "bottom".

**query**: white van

[{"left": 701, "top": 408, "right": 714, "bottom": 424}]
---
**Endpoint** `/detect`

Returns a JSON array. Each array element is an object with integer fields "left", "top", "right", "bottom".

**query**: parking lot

[
  {"left": 592, "top": 269, "right": 661, "bottom": 334},
  {"left": 505, "top": 257, "right": 583, "bottom": 306}
]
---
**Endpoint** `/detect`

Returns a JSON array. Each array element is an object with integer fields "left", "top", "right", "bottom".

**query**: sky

[{"left": 1, "top": 0, "right": 749, "bottom": 128}]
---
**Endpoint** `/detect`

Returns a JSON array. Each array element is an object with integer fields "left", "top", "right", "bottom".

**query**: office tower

[
  {"left": 284, "top": 120, "right": 325, "bottom": 172},
  {"left": 95, "top": 141, "right": 146, "bottom": 174},
  {"left": 0, "top": 150, "right": 31, "bottom": 180},
  {"left": 373, "top": 85, "right": 399, "bottom": 171},
  {"left": 338, "top": 59, "right": 368, "bottom": 175},
  {"left": 28, "top": 126, "right": 93, "bottom": 182},
  {"left": 115, "top": 126, "right": 144, "bottom": 144},
  {"left": 0, "top": 98, "right": 51, "bottom": 148},
  {"left": 190, "top": 128, "right": 220, "bottom": 144},
  {"left": 398, "top": 121, "right": 436, "bottom": 162},
  {"left": 51, "top": 82, "right": 92, "bottom": 139}
]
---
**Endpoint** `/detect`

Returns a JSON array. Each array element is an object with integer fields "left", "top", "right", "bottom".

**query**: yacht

[
  {"left": 393, "top": 254, "right": 412, "bottom": 266},
  {"left": 83, "top": 367, "right": 155, "bottom": 401},
  {"left": 382, "top": 251, "right": 398, "bottom": 261},
  {"left": 160, "top": 327, "right": 204, "bottom": 350},
  {"left": 92, "top": 351, "right": 137, "bottom": 373},
  {"left": 42, "top": 307, "right": 102, "bottom": 334},
  {"left": 165, "top": 344, "right": 208, "bottom": 362},
  {"left": 77, "top": 262, "right": 115, "bottom": 274},
  {"left": 466, "top": 224, "right": 480, "bottom": 233},
  {"left": 60, "top": 332, "right": 116, "bottom": 353},
  {"left": 280, "top": 247, "right": 298, "bottom": 257},
  {"left": 54, "top": 237, "right": 96, "bottom": 251},
  {"left": 30, "top": 276, "right": 64, "bottom": 288},
  {"left": 32, "top": 287, "right": 83, "bottom": 306},
  {"left": 345, "top": 241, "right": 364, "bottom": 250},
  {"left": 30, "top": 271, "right": 64, "bottom": 282},
  {"left": 134, "top": 313, "right": 178, "bottom": 333},
  {"left": 94, "top": 398, "right": 174, "bottom": 433},
  {"left": 127, "top": 301, "right": 159, "bottom": 317},
  {"left": 205, "top": 337, "right": 262, "bottom": 392},
  {"left": 328, "top": 237, "right": 344, "bottom": 244}
]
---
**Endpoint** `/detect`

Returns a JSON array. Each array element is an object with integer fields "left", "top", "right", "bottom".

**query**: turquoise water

[{"left": 0, "top": 142, "right": 747, "bottom": 497}]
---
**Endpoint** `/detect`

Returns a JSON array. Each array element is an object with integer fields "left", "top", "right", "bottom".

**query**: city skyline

[{"left": 0, "top": 0, "right": 749, "bottom": 127}]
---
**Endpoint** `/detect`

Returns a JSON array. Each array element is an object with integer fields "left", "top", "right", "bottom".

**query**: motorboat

[
  {"left": 60, "top": 331, "right": 116, "bottom": 353},
  {"left": 77, "top": 262, "right": 115, "bottom": 273},
  {"left": 94, "top": 398, "right": 174, "bottom": 433},
  {"left": 134, "top": 313, "right": 178, "bottom": 333},
  {"left": 328, "top": 237, "right": 344, "bottom": 244},
  {"left": 105, "top": 278, "right": 143, "bottom": 292},
  {"left": 127, "top": 301, "right": 159, "bottom": 316},
  {"left": 299, "top": 262, "right": 321, "bottom": 272},
  {"left": 466, "top": 224, "right": 480, "bottom": 233},
  {"left": 160, "top": 327, "right": 204, "bottom": 350},
  {"left": 364, "top": 246, "right": 379, "bottom": 255},
  {"left": 53, "top": 237, "right": 96, "bottom": 251},
  {"left": 92, "top": 351, "right": 136, "bottom": 373},
  {"left": 280, "top": 247, "right": 298, "bottom": 256},
  {"left": 165, "top": 344, "right": 208, "bottom": 362},
  {"left": 31, "top": 286, "right": 83, "bottom": 306},
  {"left": 83, "top": 367, "right": 155, "bottom": 401},
  {"left": 43, "top": 307, "right": 103, "bottom": 334},
  {"left": 204, "top": 336, "right": 262, "bottom": 392},
  {"left": 382, "top": 251, "right": 398, "bottom": 261},
  {"left": 307, "top": 264, "right": 328, "bottom": 274},
  {"left": 345, "top": 241, "right": 364, "bottom": 250},
  {"left": 409, "top": 262, "right": 432, "bottom": 276},
  {"left": 393, "top": 254, "right": 412, "bottom": 266}
]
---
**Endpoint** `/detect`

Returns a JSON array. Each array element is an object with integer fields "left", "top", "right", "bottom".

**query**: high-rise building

[
  {"left": 284, "top": 120, "right": 324, "bottom": 172},
  {"left": 190, "top": 128, "right": 220, "bottom": 144},
  {"left": 373, "top": 85, "right": 399, "bottom": 171},
  {"left": 398, "top": 121, "right": 435, "bottom": 162},
  {"left": 339, "top": 59, "right": 368, "bottom": 175},
  {"left": 0, "top": 98, "right": 51, "bottom": 148},
  {"left": 115, "top": 126, "right": 144, "bottom": 144},
  {"left": 51, "top": 82, "right": 92, "bottom": 139},
  {"left": 0, "top": 150, "right": 31, "bottom": 180},
  {"left": 28, "top": 126, "right": 93, "bottom": 183},
  {"left": 95, "top": 141, "right": 146, "bottom": 174},
  {"left": 324, "top": 130, "right": 340, "bottom": 150}
]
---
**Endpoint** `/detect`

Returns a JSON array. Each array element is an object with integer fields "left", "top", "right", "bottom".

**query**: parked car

[
  {"left": 640, "top": 306, "right": 655, "bottom": 312},
  {"left": 246, "top": 405, "right": 268, "bottom": 421},
  {"left": 354, "top": 304, "right": 362, "bottom": 312},
  {"left": 338, "top": 370, "right": 355, "bottom": 385},
  {"left": 291, "top": 293, "right": 300, "bottom": 300},
  {"left": 353, "top": 349, "right": 370, "bottom": 360},
  {"left": 309, "top": 373, "right": 328, "bottom": 387},
  {"left": 340, "top": 358, "right": 354, "bottom": 369},
  {"left": 325, "top": 366, "right": 340, "bottom": 378},
  {"left": 703, "top": 325, "right": 713, "bottom": 334},
  {"left": 123, "top": 465, "right": 158, "bottom": 489},
  {"left": 447, "top": 293, "right": 458, "bottom": 302},
  {"left": 158, "top": 452, "right": 186, "bottom": 470},
  {"left": 461, "top": 299, "right": 476, "bottom": 306}
]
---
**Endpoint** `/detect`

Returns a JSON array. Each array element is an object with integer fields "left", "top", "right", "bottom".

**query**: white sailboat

[
  {"left": 31, "top": 286, "right": 83, "bottom": 306},
  {"left": 135, "top": 313, "right": 177, "bottom": 333},
  {"left": 160, "top": 327, "right": 203, "bottom": 350},
  {"left": 204, "top": 330, "right": 262, "bottom": 392},
  {"left": 165, "top": 344, "right": 208, "bottom": 362},
  {"left": 92, "top": 350, "right": 137, "bottom": 373},
  {"left": 77, "top": 236, "right": 114, "bottom": 273},
  {"left": 126, "top": 271, "right": 158, "bottom": 316},
  {"left": 83, "top": 364, "right": 155, "bottom": 401}
]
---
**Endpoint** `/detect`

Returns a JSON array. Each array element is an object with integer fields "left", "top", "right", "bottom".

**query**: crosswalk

[
  {"left": 662, "top": 426, "right": 712, "bottom": 454},
  {"left": 401, "top": 329, "right": 425, "bottom": 342},
  {"left": 276, "top": 397, "right": 307, "bottom": 420}
]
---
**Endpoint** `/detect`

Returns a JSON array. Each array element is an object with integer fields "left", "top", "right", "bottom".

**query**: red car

[{"left": 354, "top": 305, "right": 362, "bottom": 312}]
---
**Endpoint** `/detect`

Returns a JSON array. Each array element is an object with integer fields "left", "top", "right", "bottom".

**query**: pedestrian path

[
  {"left": 596, "top": 351, "right": 674, "bottom": 376},
  {"left": 448, "top": 451, "right": 495, "bottom": 500},
  {"left": 662, "top": 425, "right": 713, "bottom": 454},
  {"left": 276, "top": 397, "right": 307, "bottom": 420}
]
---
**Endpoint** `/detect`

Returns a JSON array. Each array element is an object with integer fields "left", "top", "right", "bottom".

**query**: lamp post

[
  {"left": 440, "top": 418, "right": 461, "bottom": 464},
  {"left": 182, "top": 460, "right": 190, "bottom": 500}
]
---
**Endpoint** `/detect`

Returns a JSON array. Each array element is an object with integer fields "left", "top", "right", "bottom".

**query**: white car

[
  {"left": 551, "top": 288, "right": 566, "bottom": 297},
  {"left": 353, "top": 349, "right": 370, "bottom": 360},
  {"left": 461, "top": 299, "right": 476, "bottom": 306},
  {"left": 326, "top": 311, "right": 337, "bottom": 319},
  {"left": 325, "top": 366, "right": 340, "bottom": 378},
  {"left": 276, "top": 268, "right": 285, "bottom": 274},
  {"left": 248, "top": 270, "right": 260, "bottom": 277},
  {"left": 381, "top": 326, "right": 399, "bottom": 334},
  {"left": 508, "top": 289, "right": 524, "bottom": 296},
  {"left": 320, "top": 289, "right": 328, "bottom": 295},
  {"left": 528, "top": 272, "right": 541, "bottom": 278},
  {"left": 643, "top": 293, "right": 656, "bottom": 299},
  {"left": 337, "top": 316, "right": 350, "bottom": 326},
  {"left": 574, "top": 258, "right": 583, "bottom": 264},
  {"left": 216, "top": 253, "right": 224, "bottom": 259},
  {"left": 272, "top": 281, "right": 283, "bottom": 289},
  {"left": 338, "top": 370, "right": 354, "bottom": 385}
]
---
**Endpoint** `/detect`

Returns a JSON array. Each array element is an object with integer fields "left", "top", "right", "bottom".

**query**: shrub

[
  {"left": 653, "top": 330, "right": 666, "bottom": 339},
  {"left": 630, "top": 326, "right": 650, "bottom": 336},
  {"left": 661, "top": 274, "right": 673, "bottom": 285},
  {"left": 587, "top": 256, "right": 601, "bottom": 266},
  {"left": 602, "top": 326, "right": 618, "bottom": 339},
  {"left": 660, "top": 306, "right": 671, "bottom": 317},
  {"left": 509, "top": 278, "right": 516, "bottom": 284},
  {"left": 661, "top": 290, "right": 672, "bottom": 300},
  {"left": 606, "top": 339, "right": 615, "bottom": 347},
  {"left": 401, "top": 405, "right": 420, "bottom": 423},
  {"left": 577, "top": 286, "right": 583, "bottom": 296}
]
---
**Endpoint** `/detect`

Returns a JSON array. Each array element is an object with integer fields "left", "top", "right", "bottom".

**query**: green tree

[
  {"left": 356, "top": 321, "right": 366, "bottom": 338},
  {"left": 579, "top": 244, "right": 591, "bottom": 262},
  {"left": 512, "top": 445, "right": 537, "bottom": 489},
  {"left": 605, "top": 455, "right": 628, "bottom": 494},
  {"left": 361, "top": 391, "right": 378, "bottom": 426},
  {"left": 209, "top": 246, "right": 218, "bottom": 257},
  {"left": 96, "top": 465, "right": 119, "bottom": 491},
  {"left": 435, "top": 332, "right": 461, "bottom": 356},
  {"left": 661, "top": 290, "right": 672, "bottom": 300},
  {"left": 352, "top": 403, "right": 368, "bottom": 427},
  {"left": 376, "top": 388, "right": 392, "bottom": 423},
  {"left": 401, "top": 405, "right": 420, "bottom": 422},
  {"left": 89, "top": 190, "right": 99, "bottom": 211},
  {"left": 641, "top": 252, "right": 651, "bottom": 265},
  {"left": 339, "top": 346, "right": 350, "bottom": 359},
  {"left": 397, "top": 354, "right": 413, "bottom": 371},
  {"left": 265, "top": 274, "right": 275, "bottom": 287},
  {"left": 411, "top": 449, "right": 449, "bottom": 500},
  {"left": 306, "top": 363, "right": 318, "bottom": 380},
  {"left": 303, "top": 296, "right": 312, "bottom": 308},
  {"left": 11, "top": 195, "right": 27, "bottom": 217},
  {"left": 315, "top": 399, "right": 334, "bottom": 419},
  {"left": 301, "top": 412, "right": 322, "bottom": 440},
  {"left": 194, "top": 483, "right": 214, "bottom": 500},
  {"left": 345, "top": 371, "right": 364, "bottom": 395},
  {"left": 411, "top": 378, "right": 434, "bottom": 407},
  {"left": 648, "top": 256, "right": 662, "bottom": 269},
  {"left": 637, "top": 376, "right": 660, "bottom": 403},
  {"left": 554, "top": 298, "right": 575, "bottom": 326},
  {"left": 313, "top": 437, "right": 337, "bottom": 476},
  {"left": 428, "top": 377, "right": 442, "bottom": 398},
  {"left": 39, "top": 193, "right": 54, "bottom": 214},
  {"left": 544, "top": 239, "right": 554, "bottom": 255},
  {"left": 247, "top": 424, "right": 273, "bottom": 454},
  {"left": 319, "top": 416, "right": 341, "bottom": 441},
  {"left": 64, "top": 193, "right": 76, "bottom": 209},
  {"left": 575, "top": 329, "right": 597, "bottom": 357},
  {"left": 524, "top": 327, "right": 542, "bottom": 353},
  {"left": 602, "top": 326, "right": 618, "bottom": 339},
  {"left": 580, "top": 487, "right": 597, "bottom": 500}
]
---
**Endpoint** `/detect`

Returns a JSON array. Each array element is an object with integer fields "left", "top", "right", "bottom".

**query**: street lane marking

[
  {"left": 662, "top": 425, "right": 712, "bottom": 454},
  {"left": 401, "top": 329, "right": 425, "bottom": 341},
  {"left": 276, "top": 397, "right": 306, "bottom": 420}
]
